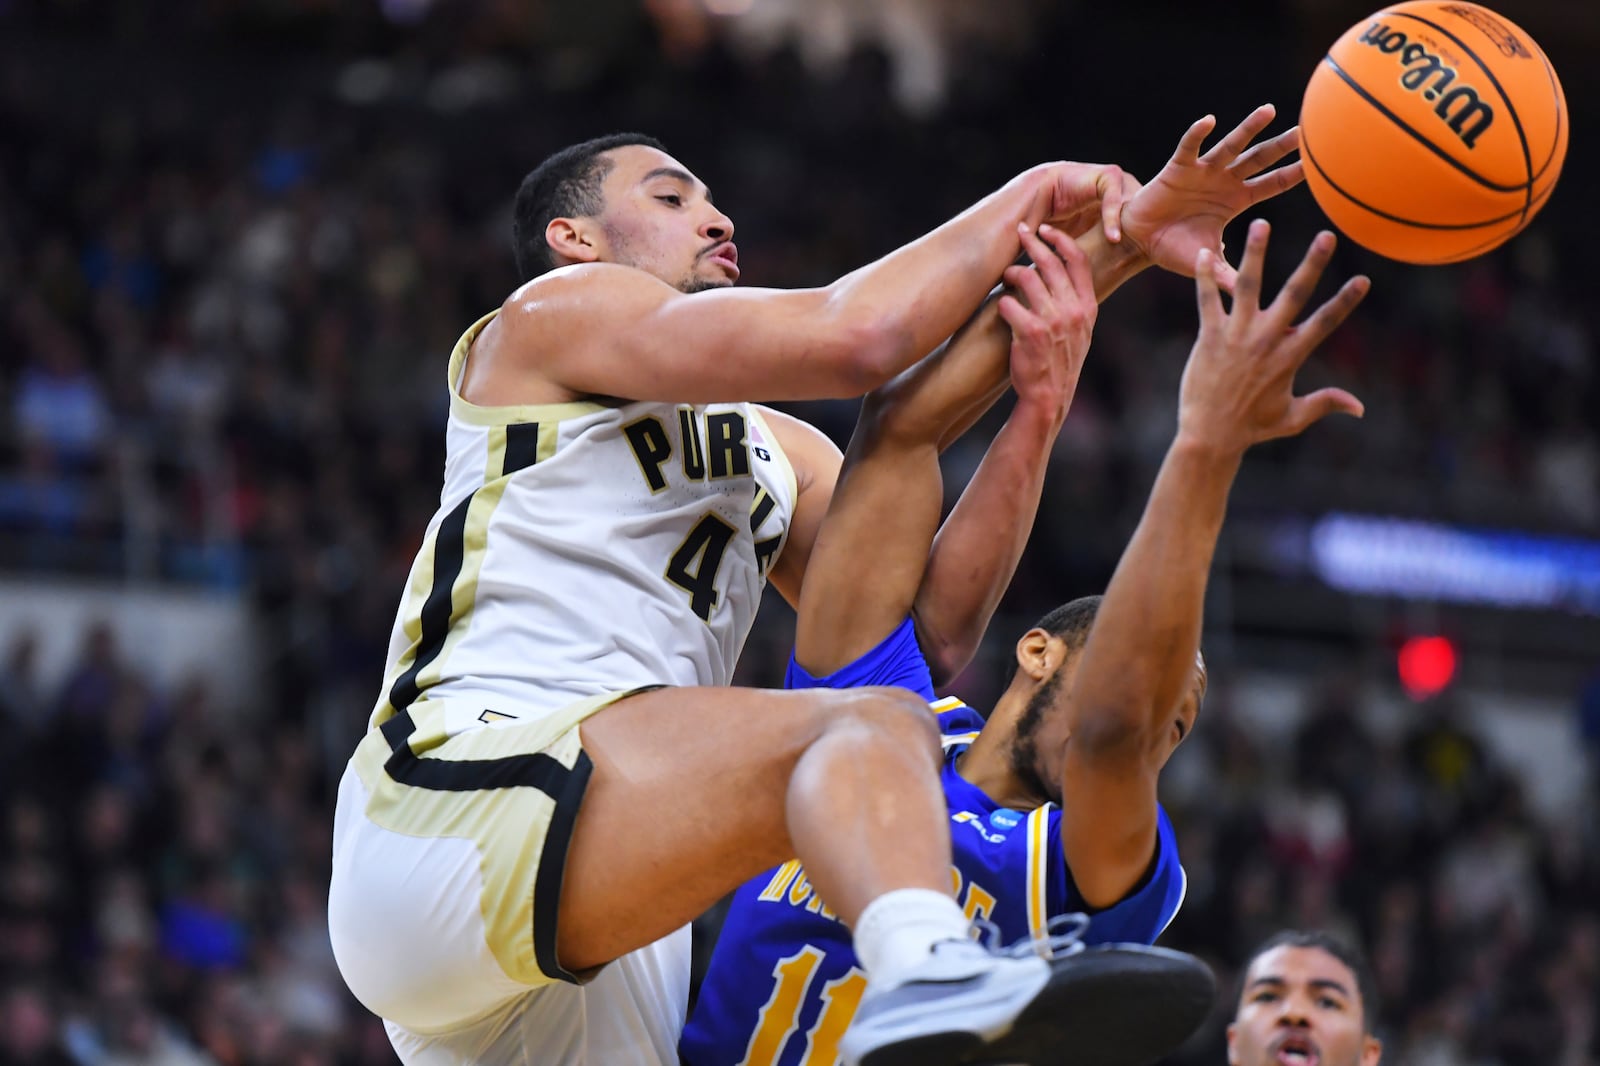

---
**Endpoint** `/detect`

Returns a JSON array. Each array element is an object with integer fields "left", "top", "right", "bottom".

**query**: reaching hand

[
  {"left": 1120, "top": 104, "right": 1305, "bottom": 289},
  {"left": 1178, "top": 220, "right": 1369, "bottom": 456},
  {"left": 1043, "top": 162, "right": 1132, "bottom": 243},
  {"left": 1051, "top": 171, "right": 1145, "bottom": 241},
  {"left": 1000, "top": 222, "right": 1097, "bottom": 421}
]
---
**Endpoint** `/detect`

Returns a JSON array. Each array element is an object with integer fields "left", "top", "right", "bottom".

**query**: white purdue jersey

[{"left": 371, "top": 311, "right": 797, "bottom": 729}]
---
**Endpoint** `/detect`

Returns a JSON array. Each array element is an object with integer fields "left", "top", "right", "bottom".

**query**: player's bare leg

[
  {"left": 560, "top": 685, "right": 1216, "bottom": 1066},
  {"left": 558, "top": 683, "right": 956, "bottom": 969}
]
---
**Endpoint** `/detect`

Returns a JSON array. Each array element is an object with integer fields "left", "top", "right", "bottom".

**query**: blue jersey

[{"left": 681, "top": 619, "right": 1187, "bottom": 1066}]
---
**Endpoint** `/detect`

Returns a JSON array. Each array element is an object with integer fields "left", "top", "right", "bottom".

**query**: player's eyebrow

[{"left": 640, "top": 166, "right": 714, "bottom": 205}]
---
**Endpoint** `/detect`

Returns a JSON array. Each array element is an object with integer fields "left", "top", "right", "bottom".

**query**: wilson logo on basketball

[{"left": 1358, "top": 22, "right": 1495, "bottom": 149}]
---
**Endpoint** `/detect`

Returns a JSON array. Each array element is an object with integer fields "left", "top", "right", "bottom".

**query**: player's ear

[
  {"left": 1361, "top": 1034, "right": 1382, "bottom": 1066},
  {"left": 1014, "top": 628, "right": 1055, "bottom": 683},
  {"left": 1225, "top": 1022, "right": 1241, "bottom": 1066},
  {"left": 545, "top": 216, "right": 602, "bottom": 265}
]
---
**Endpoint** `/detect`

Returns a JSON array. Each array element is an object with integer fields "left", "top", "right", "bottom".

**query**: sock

[{"left": 851, "top": 888, "right": 972, "bottom": 986}]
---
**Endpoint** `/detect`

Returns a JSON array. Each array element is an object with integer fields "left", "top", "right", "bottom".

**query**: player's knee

[{"left": 827, "top": 686, "right": 941, "bottom": 759}]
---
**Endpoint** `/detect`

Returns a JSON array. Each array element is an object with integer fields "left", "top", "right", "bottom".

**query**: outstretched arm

[
  {"left": 913, "top": 105, "right": 1308, "bottom": 683},
  {"left": 791, "top": 225, "right": 1098, "bottom": 673},
  {"left": 778, "top": 106, "right": 1307, "bottom": 640},
  {"left": 492, "top": 163, "right": 1127, "bottom": 405},
  {"left": 1057, "top": 222, "right": 1369, "bottom": 908}
]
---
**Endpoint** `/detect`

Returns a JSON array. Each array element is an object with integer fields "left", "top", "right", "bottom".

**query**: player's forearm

[
  {"left": 915, "top": 396, "right": 1065, "bottom": 686},
  {"left": 1066, "top": 434, "right": 1239, "bottom": 753},
  {"left": 1076, "top": 225, "right": 1151, "bottom": 302},
  {"left": 929, "top": 232, "right": 1146, "bottom": 448},
  {"left": 822, "top": 168, "right": 1061, "bottom": 381},
  {"left": 865, "top": 293, "right": 1011, "bottom": 451}
]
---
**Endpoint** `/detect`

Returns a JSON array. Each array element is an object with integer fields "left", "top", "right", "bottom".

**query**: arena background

[{"left": 1, "top": 1, "right": 1597, "bottom": 1063}]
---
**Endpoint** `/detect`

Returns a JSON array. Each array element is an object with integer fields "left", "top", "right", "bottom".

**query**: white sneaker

[{"left": 839, "top": 938, "right": 1215, "bottom": 1066}]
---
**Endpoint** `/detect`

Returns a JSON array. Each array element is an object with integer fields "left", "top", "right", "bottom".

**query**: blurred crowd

[
  {"left": 0, "top": 624, "right": 394, "bottom": 1066},
  {"left": 1, "top": 2, "right": 1597, "bottom": 1064}
]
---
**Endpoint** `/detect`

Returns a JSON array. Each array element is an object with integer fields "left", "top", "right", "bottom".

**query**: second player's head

[
  {"left": 513, "top": 134, "right": 739, "bottom": 293},
  {"left": 1229, "top": 930, "right": 1383, "bottom": 1066},
  {"left": 1000, "top": 595, "right": 1205, "bottom": 804}
]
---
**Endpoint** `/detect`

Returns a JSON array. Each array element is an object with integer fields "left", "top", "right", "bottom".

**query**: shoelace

[{"left": 970, "top": 911, "right": 1092, "bottom": 961}]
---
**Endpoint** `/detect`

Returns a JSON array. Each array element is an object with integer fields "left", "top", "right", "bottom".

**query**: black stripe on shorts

[
  {"left": 379, "top": 709, "right": 575, "bottom": 796},
  {"left": 378, "top": 707, "right": 592, "bottom": 985}
]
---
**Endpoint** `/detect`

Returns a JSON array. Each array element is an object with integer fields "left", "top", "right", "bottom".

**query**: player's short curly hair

[
  {"left": 512, "top": 133, "right": 667, "bottom": 281},
  {"left": 1003, "top": 595, "right": 1101, "bottom": 684},
  {"left": 1031, "top": 595, "right": 1102, "bottom": 652},
  {"left": 1241, "top": 929, "right": 1380, "bottom": 1034}
]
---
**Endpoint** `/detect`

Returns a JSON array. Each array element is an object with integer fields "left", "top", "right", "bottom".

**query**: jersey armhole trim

[
  {"left": 748, "top": 406, "right": 800, "bottom": 513},
  {"left": 447, "top": 309, "right": 615, "bottom": 427}
]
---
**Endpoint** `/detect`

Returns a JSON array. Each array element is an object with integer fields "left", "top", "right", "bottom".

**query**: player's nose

[
  {"left": 701, "top": 208, "right": 734, "bottom": 242},
  {"left": 1276, "top": 995, "right": 1312, "bottom": 1027}
]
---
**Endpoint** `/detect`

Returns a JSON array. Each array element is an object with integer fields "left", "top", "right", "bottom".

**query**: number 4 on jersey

[{"left": 666, "top": 514, "right": 737, "bottom": 620}]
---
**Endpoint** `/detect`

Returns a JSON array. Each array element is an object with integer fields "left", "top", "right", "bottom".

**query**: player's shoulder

[{"left": 500, "top": 262, "right": 672, "bottom": 329}]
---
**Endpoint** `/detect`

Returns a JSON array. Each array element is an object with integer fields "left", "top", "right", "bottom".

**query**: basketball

[{"left": 1299, "top": 1, "right": 1567, "bottom": 264}]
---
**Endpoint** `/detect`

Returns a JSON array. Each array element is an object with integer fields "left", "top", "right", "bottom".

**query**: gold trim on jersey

[
  {"left": 447, "top": 310, "right": 614, "bottom": 427},
  {"left": 1025, "top": 804, "right": 1053, "bottom": 940},
  {"left": 374, "top": 422, "right": 554, "bottom": 728},
  {"left": 932, "top": 696, "right": 979, "bottom": 750},
  {"left": 486, "top": 421, "right": 559, "bottom": 482}
]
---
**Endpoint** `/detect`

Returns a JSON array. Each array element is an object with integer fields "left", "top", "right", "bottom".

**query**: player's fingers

[
  {"left": 1201, "top": 104, "right": 1277, "bottom": 166},
  {"left": 1244, "top": 159, "right": 1306, "bottom": 204},
  {"left": 1233, "top": 219, "right": 1271, "bottom": 315},
  {"left": 1265, "top": 230, "right": 1339, "bottom": 331},
  {"left": 1007, "top": 258, "right": 1054, "bottom": 317},
  {"left": 1021, "top": 222, "right": 1071, "bottom": 298},
  {"left": 1194, "top": 248, "right": 1225, "bottom": 326},
  {"left": 1231, "top": 125, "right": 1299, "bottom": 178},
  {"left": 1098, "top": 166, "right": 1128, "bottom": 242},
  {"left": 1212, "top": 255, "right": 1239, "bottom": 294},
  {"left": 1283, "top": 387, "right": 1365, "bottom": 437},
  {"left": 1285, "top": 274, "right": 1372, "bottom": 366},
  {"left": 998, "top": 293, "right": 1038, "bottom": 336},
  {"left": 1172, "top": 114, "right": 1217, "bottom": 166},
  {"left": 1041, "top": 224, "right": 1096, "bottom": 306}
]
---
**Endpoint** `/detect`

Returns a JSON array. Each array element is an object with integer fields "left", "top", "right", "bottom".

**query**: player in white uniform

[{"left": 328, "top": 111, "right": 1310, "bottom": 1066}]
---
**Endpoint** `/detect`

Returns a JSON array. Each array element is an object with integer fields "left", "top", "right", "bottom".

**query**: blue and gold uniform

[{"left": 681, "top": 618, "right": 1187, "bottom": 1066}]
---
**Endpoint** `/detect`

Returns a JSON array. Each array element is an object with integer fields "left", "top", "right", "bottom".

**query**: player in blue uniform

[{"left": 683, "top": 184, "right": 1371, "bottom": 1064}]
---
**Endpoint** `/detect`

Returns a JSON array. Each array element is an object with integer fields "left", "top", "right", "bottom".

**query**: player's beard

[
  {"left": 1008, "top": 668, "right": 1065, "bottom": 805},
  {"left": 679, "top": 271, "right": 734, "bottom": 295}
]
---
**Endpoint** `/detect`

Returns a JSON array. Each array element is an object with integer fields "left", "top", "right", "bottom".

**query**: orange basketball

[{"left": 1299, "top": 1, "right": 1567, "bottom": 264}]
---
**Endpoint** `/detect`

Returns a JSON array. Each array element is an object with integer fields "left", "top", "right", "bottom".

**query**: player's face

[
  {"left": 595, "top": 146, "right": 738, "bottom": 293},
  {"left": 1228, "top": 946, "right": 1381, "bottom": 1066}
]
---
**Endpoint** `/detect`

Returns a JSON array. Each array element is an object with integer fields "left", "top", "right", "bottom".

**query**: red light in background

[{"left": 1398, "top": 635, "right": 1458, "bottom": 700}]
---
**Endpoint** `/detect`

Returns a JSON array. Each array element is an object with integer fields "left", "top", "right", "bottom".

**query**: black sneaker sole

[{"left": 859, "top": 945, "right": 1216, "bottom": 1066}]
